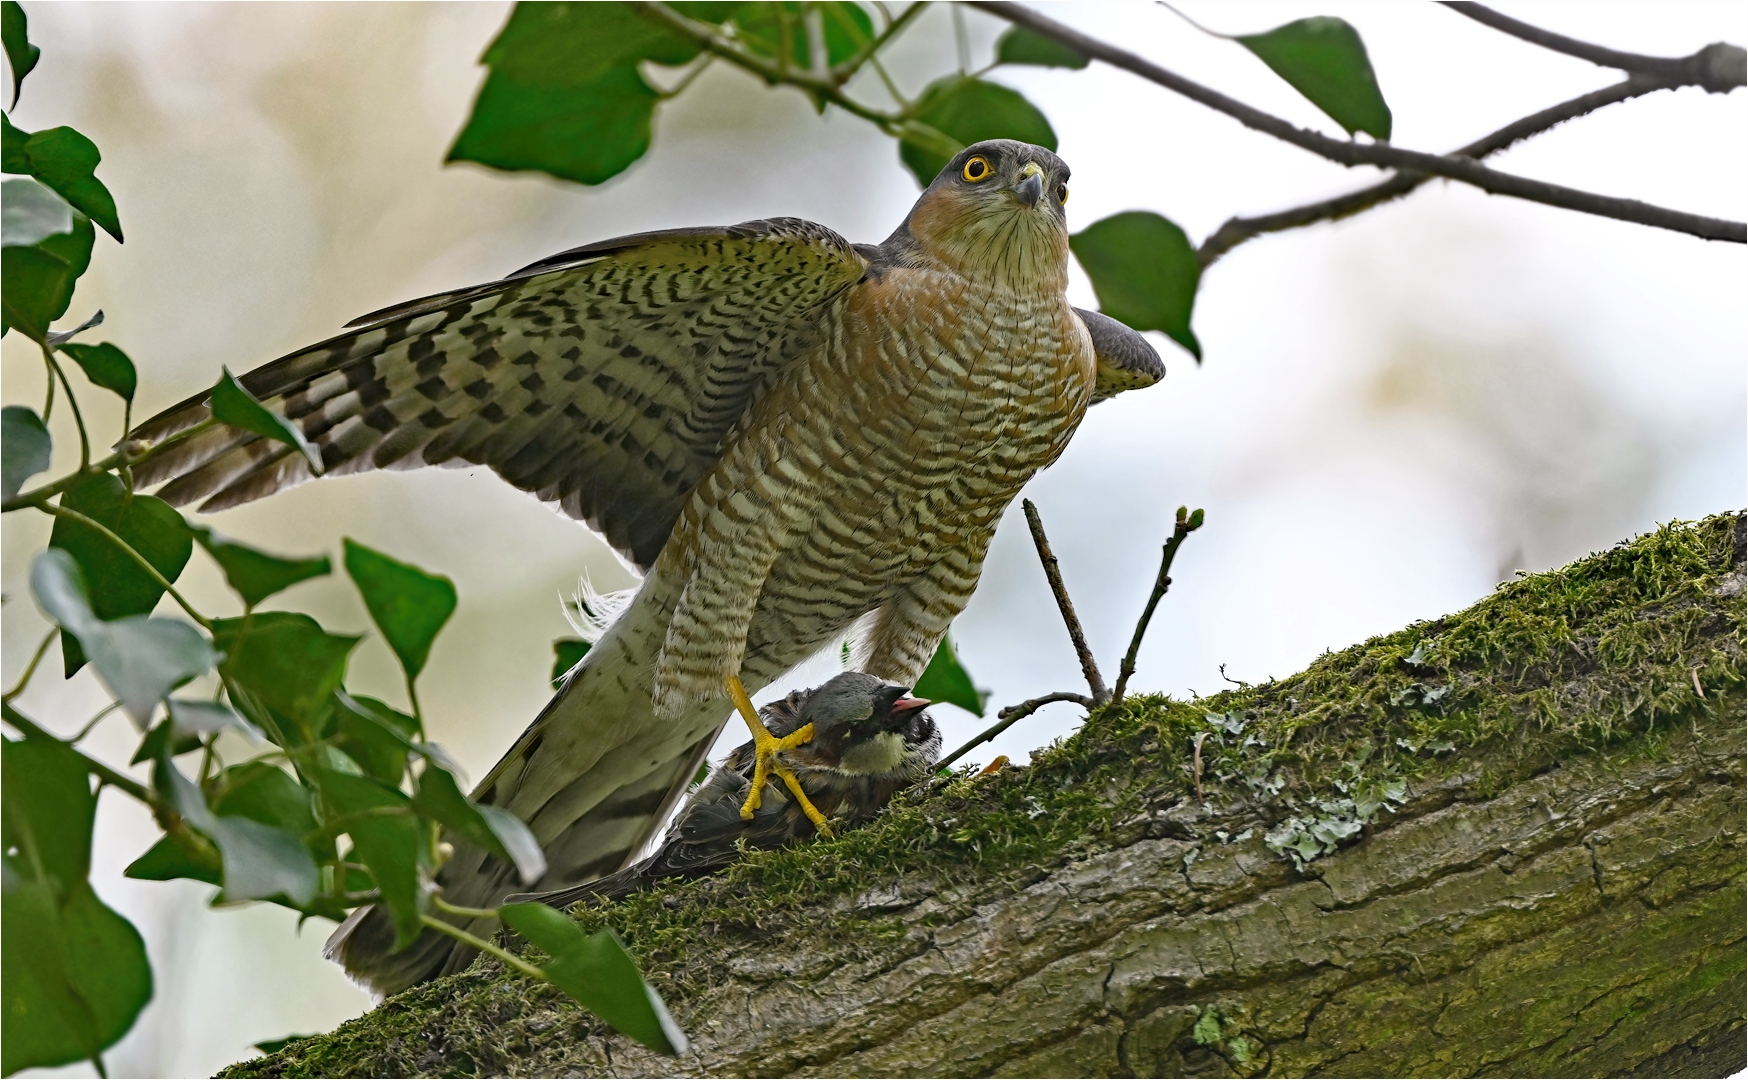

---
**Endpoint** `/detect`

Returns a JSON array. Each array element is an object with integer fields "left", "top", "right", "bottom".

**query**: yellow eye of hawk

[
  {"left": 1057, "top": 183, "right": 1069, "bottom": 205},
  {"left": 961, "top": 156, "right": 991, "bottom": 182}
]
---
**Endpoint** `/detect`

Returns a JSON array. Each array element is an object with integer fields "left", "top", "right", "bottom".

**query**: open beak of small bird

[
  {"left": 892, "top": 696, "right": 930, "bottom": 714},
  {"left": 1012, "top": 162, "right": 1045, "bottom": 209}
]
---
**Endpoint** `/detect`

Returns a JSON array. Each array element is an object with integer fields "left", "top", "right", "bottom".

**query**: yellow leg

[{"left": 726, "top": 676, "right": 834, "bottom": 837}]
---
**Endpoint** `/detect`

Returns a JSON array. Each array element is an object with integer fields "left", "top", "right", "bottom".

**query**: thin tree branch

[
  {"left": 1199, "top": 75, "right": 1672, "bottom": 266},
  {"left": 1442, "top": 2, "right": 1746, "bottom": 93},
  {"left": 1111, "top": 507, "right": 1202, "bottom": 704},
  {"left": 1021, "top": 499, "right": 1107, "bottom": 703},
  {"left": 967, "top": 2, "right": 1746, "bottom": 244},
  {"left": 937, "top": 691, "right": 1094, "bottom": 771}
]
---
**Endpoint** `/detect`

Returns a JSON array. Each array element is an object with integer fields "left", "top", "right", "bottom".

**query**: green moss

[{"left": 227, "top": 513, "right": 1745, "bottom": 1078}]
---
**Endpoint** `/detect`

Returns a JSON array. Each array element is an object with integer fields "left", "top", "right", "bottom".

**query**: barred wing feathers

[{"left": 131, "top": 219, "right": 869, "bottom": 569}]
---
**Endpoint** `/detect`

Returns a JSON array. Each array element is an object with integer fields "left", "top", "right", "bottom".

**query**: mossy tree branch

[{"left": 230, "top": 514, "right": 1746, "bottom": 1079}]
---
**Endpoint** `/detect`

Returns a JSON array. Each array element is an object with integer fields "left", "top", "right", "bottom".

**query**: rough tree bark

[{"left": 230, "top": 514, "right": 1746, "bottom": 1079}]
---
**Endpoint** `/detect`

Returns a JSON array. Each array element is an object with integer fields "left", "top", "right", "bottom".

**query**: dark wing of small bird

[{"left": 130, "top": 220, "right": 869, "bottom": 570}]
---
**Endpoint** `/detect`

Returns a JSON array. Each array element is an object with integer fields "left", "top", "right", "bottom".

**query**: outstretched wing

[{"left": 131, "top": 219, "right": 869, "bottom": 569}]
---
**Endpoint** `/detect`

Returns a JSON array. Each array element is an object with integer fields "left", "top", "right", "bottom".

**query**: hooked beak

[
  {"left": 892, "top": 696, "right": 930, "bottom": 714},
  {"left": 1012, "top": 161, "right": 1045, "bottom": 209}
]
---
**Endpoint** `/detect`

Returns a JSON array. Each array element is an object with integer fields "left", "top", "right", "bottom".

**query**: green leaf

[
  {"left": 166, "top": 698, "right": 261, "bottom": 744},
  {"left": 2, "top": 734, "right": 96, "bottom": 900},
  {"left": 31, "top": 550, "right": 214, "bottom": 722},
  {"left": 3, "top": 124, "right": 123, "bottom": 242},
  {"left": 209, "top": 368, "right": 322, "bottom": 472},
  {"left": 545, "top": 928, "right": 688, "bottom": 1056},
  {"left": 3, "top": 1, "right": 40, "bottom": 103},
  {"left": 499, "top": 905, "right": 688, "bottom": 1054},
  {"left": 1236, "top": 16, "right": 1391, "bottom": 141},
  {"left": 123, "top": 835, "right": 222, "bottom": 886},
  {"left": 315, "top": 769, "right": 426, "bottom": 948},
  {"left": 0, "top": 879, "right": 152, "bottom": 1075},
  {"left": 332, "top": 694, "right": 418, "bottom": 785},
  {"left": 343, "top": 539, "right": 457, "bottom": 681},
  {"left": 155, "top": 758, "right": 318, "bottom": 905},
  {"left": 194, "top": 527, "right": 330, "bottom": 607},
  {"left": 253, "top": 1035, "right": 316, "bottom": 1055},
  {"left": 128, "top": 719, "right": 201, "bottom": 765},
  {"left": 899, "top": 76, "right": 1056, "bottom": 187},
  {"left": 1070, "top": 210, "right": 1202, "bottom": 360},
  {"left": 819, "top": 1, "right": 875, "bottom": 66},
  {"left": 448, "top": 2, "right": 699, "bottom": 185},
  {"left": 1, "top": 241, "right": 72, "bottom": 341},
  {"left": 413, "top": 765, "right": 546, "bottom": 885},
  {"left": 213, "top": 612, "right": 359, "bottom": 736},
  {"left": 2, "top": 403, "right": 50, "bottom": 501},
  {"left": 912, "top": 634, "right": 989, "bottom": 717},
  {"left": 211, "top": 761, "right": 318, "bottom": 837},
  {"left": 2, "top": 177, "right": 71, "bottom": 246},
  {"left": 995, "top": 26, "right": 1088, "bottom": 69},
  {"left": 49, "top": 473, "right": 194, "bottom": 675},
  {"left": 551, "top": 637, "right": 589, "bottom": 689},
  {"left": 57, "top": 341, "right": 136, "bottom": 403}
]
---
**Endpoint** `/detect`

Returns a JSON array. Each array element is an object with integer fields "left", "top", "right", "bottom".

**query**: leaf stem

[
  {"left": 34, "top": 501, "right": 212, "bottom": 629},
  {"left": 431, "top": 894, "right": 503, "bottom": 921},
  {"left": 43, "top": 345, "right": 91, "bottom": 469},
  {"left": 2, "top": 415, "right": 220, "bottom": 513},
  {"left": 418, "top": 913, "right": 548, "bottom": 983},
  {"left": 3, "top": 701, "right": 161, "bottom": 810},
  {"left": 2, "top": 629, "right": 57, "bottom": 702}
]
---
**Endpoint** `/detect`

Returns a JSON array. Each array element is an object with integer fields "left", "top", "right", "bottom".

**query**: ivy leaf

[
  {"left": 2, "top": 176, "right": 70, "bottom": 247},
  {"left": 819, "top": 1, "right": 875, "bottom": 66},
  {"left": 912, "top": 634, "right": 989, "bottom": 717},
  {"left": 166, "top": 698, "right": 262, "bottom": 744},
  {"left": 551, "top": 637, "right": 589, "bottom": 689},
  {"left": 332, "top": 694, "right": 418, "bottom": 785},
  {"left": 1, "top": 123, "right": 121, "bottom": 242},
  {"left": 343, "top": 539, "right": 457, "bottom": 682},
  {"left": 413, "top": 765, "right": 546, "bottom": 885},
  {"left": 1236, "top": 16, "right": 1391, "bottom": 141},
  {"left": 0, "top": 879, "right": 152, "bottom": 1075},
  {"left": 2, "top": 404, "right": 50, "bottom": 501},
  {"left": 155, "top": 758, "right": 319, "bottom": 905},
  {"left": 2, "top": 734, "right": 96, "bottom": 901},
  {"left": 995, "top": 27, "right": 1088, "bottom": 69},
  {"left": 1070, "top": 211, "right": 1202, "bottom": 360},
  {"left": 209, "top": 368, "right": 322, "bottom": 472},
  {"left": 1, "top": 241, "right": 72, "bottom": 341},
  {"left": 194, "top": 527, "right": 330, "bottom": 607},
  {"left": 57, "top": 341, "right": 136, "bottom": 403},
  {"left": 449, "top": 2, "right": 701, "bottom": 186},
  {"left": 899, "top": 76, "right": 1057, "bottom": 188},
  {"left": 315, "top": 769, "right": 426, "bottom": 948},
  {"left": 499, "top": 905, "right": 688, "bottom": 1056},
  {"left": 213, "top": 613, "right": 359, "bottom": 736},
  {"left": 3, "top": 1, "right": 40, "bottom": 103},
  {"left": 30, "top": 550, "right": 214, "bottom": 724},
  {"left": 49, "top": 474, "right": 194, "bottom": 675}
]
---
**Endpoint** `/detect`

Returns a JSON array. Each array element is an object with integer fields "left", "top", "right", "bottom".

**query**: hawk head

[{"left": 888, "top": 139, "right": 1072, "bottom": 290}]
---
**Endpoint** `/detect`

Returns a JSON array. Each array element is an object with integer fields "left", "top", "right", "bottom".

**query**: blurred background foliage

[{"left": 1, "top": 2, "right": 1742, "bottom": 1075}]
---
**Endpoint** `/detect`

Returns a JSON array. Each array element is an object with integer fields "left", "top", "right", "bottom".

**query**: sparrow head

[
  {"left": 788, "top": 671, "right": 939, "bottom": 778},
  {"left": 887, "top": 139, "right": 1071, "bottom": 290}
]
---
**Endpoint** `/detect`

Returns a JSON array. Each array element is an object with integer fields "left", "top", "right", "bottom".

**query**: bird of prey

[
  {"left": 132, "top": 139, "right": 1164, "bottom": 993},
  {"left": 509, "top": 672, "right": 938, "bottom": 909}
]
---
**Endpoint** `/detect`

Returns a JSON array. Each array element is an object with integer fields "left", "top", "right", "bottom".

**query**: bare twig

[
  {"left": 1111, "top": 506, "right": 1203, "bottom": 704},
  {"left": 1199, "top": 75, "right": 1674, "bottom": 266},
  {"left": 967, "top": 2, "right": 1746, "bottom": 244},
  {"left": 936, "top": 690, "right": 1095, "bottom": 771},
  {"left": 1022, "top": 499, "right": 1108, "bottom": 702},
  {"left": 1441, "top": 2, "right": 1746, "bottom": 93}
]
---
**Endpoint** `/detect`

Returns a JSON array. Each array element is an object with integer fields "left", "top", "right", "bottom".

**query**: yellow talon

[{"left": 726, "top": 675, "right": 834, "bottom": 837}]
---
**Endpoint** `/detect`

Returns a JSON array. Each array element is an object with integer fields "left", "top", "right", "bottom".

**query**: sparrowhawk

[{"left": 132, "top": 139, "right": 1164, "bottom": 993}]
